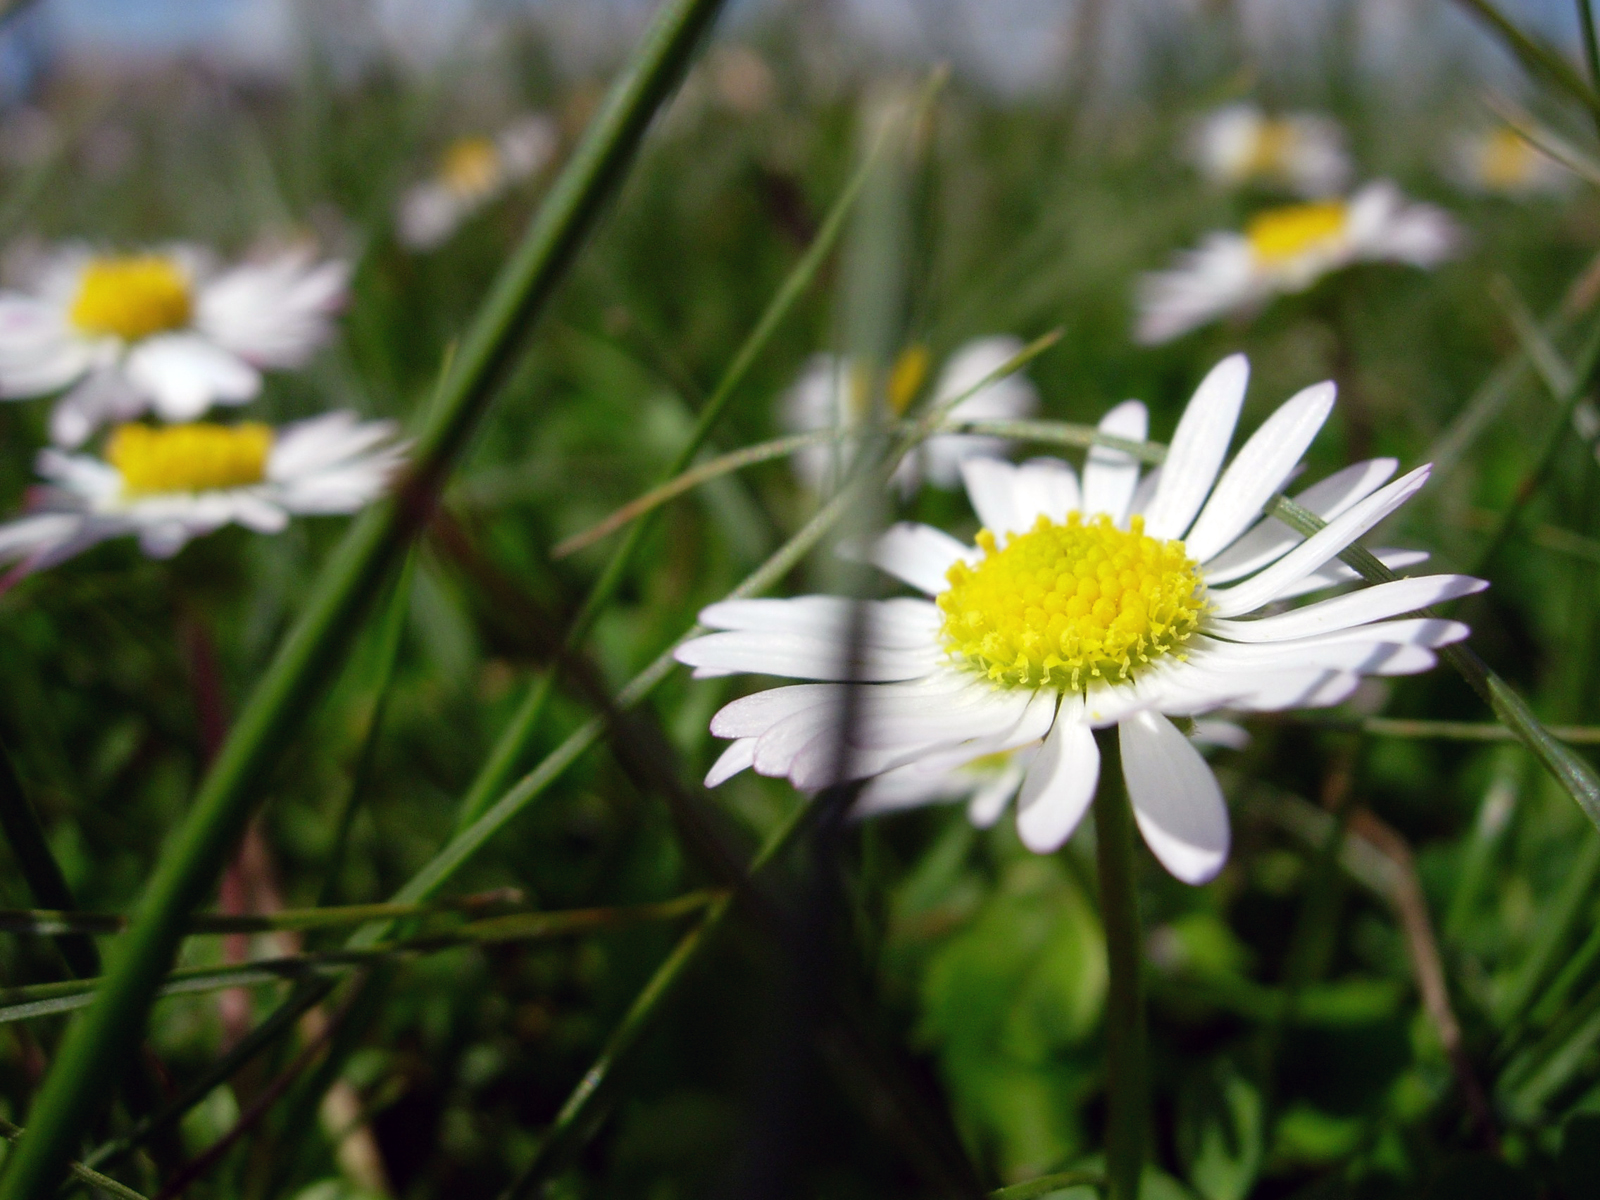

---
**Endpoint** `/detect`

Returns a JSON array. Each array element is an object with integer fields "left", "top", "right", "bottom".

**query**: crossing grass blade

[
  {"left": 453, "top": 71, "right": 926, "bottom": 831},
  {"left": 0, "top": 1, "right": 729, "bottom": 1193}
]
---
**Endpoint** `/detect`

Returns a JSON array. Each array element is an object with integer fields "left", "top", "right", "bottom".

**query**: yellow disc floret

[
  {"left": 108, "top": 422, "right": 273, "bottom": 496},
  {"left": 1245, "top": 200, "right": 1347, "bottom": 264},
  {"left": 440, "top": 136, "right": 502, "bottom": 199},
  {"left": 938, "top": 512, "right": 1205, "bottom": 691},
  {"left": 70, "top": 256, "right": 193, "bottom": 341},
  {"left": 1481, "top": 127, "right": 1537, "bottom": 191}
]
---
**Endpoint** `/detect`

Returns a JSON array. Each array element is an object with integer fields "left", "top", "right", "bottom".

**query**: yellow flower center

[
  {"left": 107, "top": 422, "right": 273, "bottom": 496},
  {"left": 938, "top": 512, "right": 1204, "bottom": 691},
  {"left": 1243, "top": 118, "right": 1295, "bottom": 178},
  {"left": 440, "top": 136, "right": 502, "bottom": 198},
  {"left": 887, "top": 344, "right": 930, "bottom": 415},
  {"left": 1481, "top": 127, "right": 1537, "bottom": 190},
  {"left": 1245, "top": 200, "right": 1348, "bottom": 264},
  {"left": 70, "top": 256, "right": 192, "bottom": 341}
]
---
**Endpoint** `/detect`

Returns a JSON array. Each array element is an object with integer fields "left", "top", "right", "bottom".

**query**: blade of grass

[
  {"left": 0, "top": 2, "right": 728, "bottom": 1191},
  {"left": 318, "top": 553, "right": 414, "bottom": 909},
  {"left": 501, "top": 801, "right": 812, "bottom": 1197},
  {"left": 0, "top": 1118, "right": 145, "bottom": 1200},
  {"left": 0, "top": 736, "right": 98, "bottom": 978},
  {"left": 454, "top": 68, "right": 935, "bottom": 831},
  {"left": 1580, "top": 0, "right": 1600, "bottom": 135},
  {"left": 989, "top": 1173, "right": 1103, "bottom": 1200},
  {"left": 0, "top": 894, "right": 719, "bottom": 1025},
  {"left": 1452, "top": 0, "right": 1600, "bottom": 117}
]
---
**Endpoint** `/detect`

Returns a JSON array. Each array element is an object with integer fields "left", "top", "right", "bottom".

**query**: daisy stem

[{"left": 1092, "top": 728, "right": 1145, "bottom": 1200}]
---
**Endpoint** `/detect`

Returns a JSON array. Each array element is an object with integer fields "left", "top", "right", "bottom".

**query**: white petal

[
  {"left": 1083, "top": 400, "right": 1147, "bottom": 525},
  {"left": 967, "top": 757, "right": 1031, "bottom": 828},
  {"left": 697, "top": 596, "right": 940, "bottom": 644},
  {"left": 1144, "top": 354, "right": 1250, "bottom": 539},
  {"left": 1206, "top": 465, "right": 1432, "bottom": 617},
  {"left": 854, "top": 763, "right": 976, "bottom": 816},
  {"left": 1193, "top": 636, "right": 1437, "bottom": 676},
  {"left": 48, "top": 371, "right": 146, "bottom": 448},
  {"left": 1191, "top": 720, "right": 1250, "bottom": 750},
  {"left": 1128, "top": 465, "right": 1162, "bottom": 518},
  {"left": 865, "top": 523, "right": 972, "bottom": 595},
  {"left": 0, "top": 294, "right": 90, "bottom": 397},
  {"left": 673, "top": 631, "right": 939, "bottom": 682},
  {"left": 1267, "top": 548, "right": 1430, "bottom": 602},
  {"left": 124, "top": 334, "right": 260, "bottom": 421},
  {"left": 959, "top": 457, "right": 1022, "bottom": 539},
  {"left": 1010, "top": 458, "right": 1081, "bottom": 528},
  {"left": 1184, "top": 381, "right": 1336, "bottom": 563},
  {"left": 1206, "top": 574, "right": 1486, "bottom": 641},
  {"left": 1135, "top": 237, "right": 1261, "bottom": 345},
  {"left": 710, "top": 683, "right": 842, "bottom": 738},
  {"left": 1015, "top": 707, "right": 1099, "bottom": 853},
  {"left": 706, "top": 738, "right": 757, "bottom": 787},
  {"left": 1120, "top": 709, "right": 1230, "bottom": 884},
  {"left": 195, "top": 250, "right": 349, "bottom": 369},
  {"left": 1202, "top": 458, "right": 1399, "bottom": 584}
]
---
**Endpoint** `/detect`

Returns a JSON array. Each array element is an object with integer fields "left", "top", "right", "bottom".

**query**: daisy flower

[
  {"left": 1136, "top": 182, "right": 1461, "bottom": 345},
  {"left": 677, "top": 355, "right": 1484, "bottom": 884},
  {"left": 1448, "top": 126, "right": 1573, "bottom": 198},
  {"left": 781, "top": 337, "right": 1038, "bottom": 495},
  {"left": 396, "top": 115, "right": 561, "bottom": 251},
  {"left": 1188, "top": 104, "right": 1351, "bottom": 196},
  {"left": 0, "top": 243, "right": 350, "bottom": 448},
  {"left": 0, "top": 412, "right": 405, "bottom": 572}
]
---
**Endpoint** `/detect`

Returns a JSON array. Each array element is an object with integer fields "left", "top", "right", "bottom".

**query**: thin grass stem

[
  {"left": 989, "top": 1172, "right": 1103, "bottom": 1200},
  {"left": 1452, "top": 0, "right": 1600, "bottom": 116}
]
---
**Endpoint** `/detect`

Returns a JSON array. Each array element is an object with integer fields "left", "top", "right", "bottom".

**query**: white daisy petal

[
  {"left": 673, "top": 630, "right": 939, "bottom": 682},
  {"left": 1144, "top": 354, "right": 1250, "bottom": 540},
  {"left": 1202, "top": 457, "right": 1400, "bottom": 584},
  {"left": 124, "top": 334, "right": 260, "bottom": 421},
  {"left": 1016, "top": 703, "right": 1099, "bottom": 853},
  {"left": 967, "top": 757, "right": 1031, "bottom": 828},
  {"left": 1206, "top": 464, "right": 1432, "bottom": 617},
  {"left": 195, "top": 250, "right": 349, "bottom": 368},
  {"left": 959, "top": 457, "right": 1023, "bottom": 539},
  {"left": 1185, "top": 381, "right": 1336, "bottom": 563},
  {"left": 865, "top": 523, "right": 973, "bottom": 595},
  {"left": 710, "top": 683, "right": 842, "bottom": 739},
  {"left": 1083, "top": 400, "right": 1148, "bottom": 525},
  {"left": 1120, "top": 709, "right": 1230, "bottom": 884},
  {"left": 1191, "top": 719, "right": 1250, "bottom": 750},
  {"left": 1207, "top": 574, "right": 1485, "bottom": 642},
  {"left": 706, "top": 738, "right": 757, "bottom": 787},
  {"left": 1011, "top": 458, "right": 1081, "bottom": 528},
  {"left": 1266, "top": 548, "right": 1430, "bottom": 602}
]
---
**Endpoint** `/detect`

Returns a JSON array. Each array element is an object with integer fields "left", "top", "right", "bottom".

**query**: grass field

[{"left": 0, "top": 2, "right": 1599, "bottom": 1198}]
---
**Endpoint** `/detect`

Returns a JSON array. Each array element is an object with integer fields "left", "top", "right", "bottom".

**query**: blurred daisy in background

[
  {"left": 396, "top": 114, "right": 561, "bottom": 250},
  {"left": 1188, "top": 103, "right": 1351, "bottom": 196},
  {"left": 782, "top": 336, "right": 1038, "bottom": 495},
  {"left": 1136, "top": 182, "right": 1461, "bottom": 344},
  {"left": 0, "top": 411, "right": 404, "bottom": 573},
  {"left": 679, "top": 355, "right": 1483, "bottom": 883},
  {"left": 0, "top": 243, "right": 350, "bottom": 447},
  {"left": 1448, "top": 125, "right": 1573, "bottom": 197}
]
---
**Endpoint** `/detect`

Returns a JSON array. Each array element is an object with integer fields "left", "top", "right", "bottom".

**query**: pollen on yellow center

[
  {"left": 69, "top": 256, "right": 192, "bottom": 341},
  {"left": 1481, "top": 127, "right": 1537, "bottom": 190},
  {"left": 107, "top": 422, "right": 273, "bottom": 496},
  {"left": 440, "top": 136, "right": 502, "bottom": 198},
  {"left": 1245, "top": 200, "right": 1348, "bottom": 264},
  {"left": 938, "top": 512, "right": 1205, "bottom": 691}
]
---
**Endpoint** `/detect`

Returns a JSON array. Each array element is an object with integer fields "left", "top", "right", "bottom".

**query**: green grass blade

[
  {"left": 453, "top": 99, "right": 894, "bottom": 828},
  {"left": 501, "top": 802, "right": 811, "bottom": 1198},
  {"left": 0, "top": 2, "right": 727, "bottom": 1192},
  {"left": 0, "top": 1117, "right": 146, "bottom": 1200},
  {"left": 989, "top": 1172, "right": 1103, "bottom": 1199},
  {"left": 0, "top": 737, "right": 98, "bottom": 979},
  {"left": 1452, "top": 0, "right": 1600, "bottom": 116}
]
